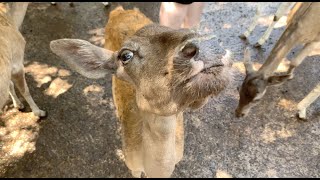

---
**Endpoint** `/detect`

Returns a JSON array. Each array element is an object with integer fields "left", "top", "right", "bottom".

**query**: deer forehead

[
  {"left": 132, "top": 25, "right": 198, "bottom": 48},
  {"left": 119, "top": 30, "right": 199, "bottom": 64}
]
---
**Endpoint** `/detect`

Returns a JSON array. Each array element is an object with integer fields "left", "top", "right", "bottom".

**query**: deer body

[
  {"left": 236, "top": 2, "right": 320, "bottom": 119},
  {"left": 50, "top": 6, "right": 231, "bottom": 178},
  {"left": 0, "top": 2, "right": 46, "bottom": 117}
]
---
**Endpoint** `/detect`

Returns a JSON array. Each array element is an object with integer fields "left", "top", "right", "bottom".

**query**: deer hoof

[
  {"left": 297, "top": 109, "right": 307, "bottom": 120},
  {"left": 288, "top": 73, "right": 294, "bottom": 80},
  {"left": 33, "top": 109, "right": 47, "bottom": 118},
  {"left": 254, "top": 42, "right": 262, "bottom": 48},
  {"left": 131, "top": 171, "right": 142, "bottom": 178},
  {"left": 239, "top": 34, "right": 247, "bottom": 39},
  {"left": 15, "top": 103, "right": 25, "bottom": 110}
]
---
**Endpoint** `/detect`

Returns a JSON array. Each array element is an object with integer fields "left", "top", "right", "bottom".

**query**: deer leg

[
  {"left": 9, "top": 81, "right": 24, "bottom": 110},
  {"left": 288, "top": 42, "right": 319, "bottom": 79},
  {"left": 274, "top": 2, "right": 296, "bottom": 20},
  {"left": 254, "top": 20, "right": 277, "bottom": 47},
  {"left": 159, "top": 2, "right": 188, "bottom": 30},
  {"left": 255, "top": 2, "right": 293, "bottom": 47},
  {"left": 131, "top": 171, "right": 142, "bottom": 178},
  {"left": 183, "top": 2, "right": 205, "bottom": 29},
  {"left": 297, "top": 84, "right": 320, "bottom": 120},
  {"left": 239, "top": 6, "right": 260, "bottom": 39},
  {"left": 11, "top": 69, "right": 46, "bottom": 117}
]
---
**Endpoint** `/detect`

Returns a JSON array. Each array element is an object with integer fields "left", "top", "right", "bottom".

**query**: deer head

[
  {"left": 235, "top": 48, "right": 292, "bottom": 117},
  {"left": 50, "top": 24, "right": 231, "bottom": 115}
]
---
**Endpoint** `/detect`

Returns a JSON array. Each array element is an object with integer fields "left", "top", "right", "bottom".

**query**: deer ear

[
  {"left": 243, "top": 47, "right": 255, "bottom": 74},
  {"left": 267, "top": 74, "right": 291, "bottom": 86},
  {"left": 50, "top": 39, "right": 117, "bottom": 79}
]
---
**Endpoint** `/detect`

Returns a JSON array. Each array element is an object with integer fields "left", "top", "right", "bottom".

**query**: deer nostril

[
  {"left": 235, "top": 108, "right": 245, "bottom": 118},
  {"left": 181, "top": 42, "right": 199, "bottom": 59},
  {"left": 236, "top": 112, "right": 245, "bottom": 118}
]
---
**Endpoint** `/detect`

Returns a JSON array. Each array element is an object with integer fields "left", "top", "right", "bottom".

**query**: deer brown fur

[
  {"left": 50, "top": 6, "right": 231, "bottom": 177},
  {"left": 0, "top": 2, "right": 46, "bottom": 117}
]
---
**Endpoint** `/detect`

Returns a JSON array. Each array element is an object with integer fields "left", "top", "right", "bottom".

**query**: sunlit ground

[
  {"left": 88, "top": 27, "right": 105, "bottom": 47},
  {"left": 215, "top": 169, "right": 233, "bottom": 178},
  {"left": 0, "top": 109, "right": 40, "bottom": 176},
  {"left": 260, "top": 122, "right": 295, "bottom": 144},
  {"left": 25, "top": 62, "right": 73, "bottom": 99}
]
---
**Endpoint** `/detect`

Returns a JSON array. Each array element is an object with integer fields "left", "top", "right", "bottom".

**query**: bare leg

[
  {"left": 9, "top": 81, "right": 24, "bottom": 109},
  {"left": 159, "top": 2, "right": 188, "bottom": 29},
  {"left": 11, "top": 70, "right": 46, "bottom": 117},
  {"left": 239, "top": 6, "right": 260, "bottom": 39},
  {"left": 297, "top": 83, "right": 320, "bottom": 119},
  {"left": 182, "top": 2, "right": 205, "bottom": 29}
]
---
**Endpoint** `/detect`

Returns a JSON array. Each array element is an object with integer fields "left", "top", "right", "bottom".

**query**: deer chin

[{"left": 184, "top": 65, "right": 230, "bottom": 99}]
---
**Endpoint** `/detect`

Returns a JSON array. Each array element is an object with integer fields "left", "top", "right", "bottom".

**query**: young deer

[
  {"left": 236, "top": 2, "right": 320, "bottom": 119},
  {"left": 0, "top": 2, "right": 46, "bottom": 117},
  {"left": 50, "top": 6, "right": 231, "bottom": 178},
  {"left": 239, "top": 2, "right": 296, "bottom": 47}
]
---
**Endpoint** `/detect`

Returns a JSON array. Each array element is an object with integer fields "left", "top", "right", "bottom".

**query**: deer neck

[
  {"left": 258, "top": 23, "right": 298, "bottom": 76},
  {"left": 140, "top": 110, "right": 180, "bottom": 177}
]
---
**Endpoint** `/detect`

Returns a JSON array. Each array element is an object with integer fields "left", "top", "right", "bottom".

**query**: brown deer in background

[
  {"left": 0, "top": 2, "right": 46, "bottom": 117},
  {"left": 236, "top": 2, "right": 320, "bottom": 119}
]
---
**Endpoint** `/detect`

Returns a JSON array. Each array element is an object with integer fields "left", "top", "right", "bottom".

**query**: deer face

[
  {"left": 235, "top": 73, "right": 267, "bottom": 117},
  {"left": 50, "top": 24, "right": 231, "bottom": 115},
  {"left": 235, "top": 48, "right": 292, "bottom": 117}
]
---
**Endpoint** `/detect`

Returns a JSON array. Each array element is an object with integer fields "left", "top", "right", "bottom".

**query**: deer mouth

[{"left": 200, "top": 64, "right": 224, "bottom": 74}]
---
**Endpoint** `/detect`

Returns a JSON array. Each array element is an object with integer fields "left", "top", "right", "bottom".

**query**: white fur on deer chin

[
  {"left": 179, "top": 59, "right": 231, "bottom": 101},
  {"left": 185, "top": 67, "right": 231, "bottom": 98}
]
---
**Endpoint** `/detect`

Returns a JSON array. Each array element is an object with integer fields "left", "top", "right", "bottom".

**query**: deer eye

[{"left": 119, "top": 50, "right": 133, "bottom": 65}]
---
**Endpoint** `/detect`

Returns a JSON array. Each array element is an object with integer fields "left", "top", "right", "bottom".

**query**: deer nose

[
  {"left": 235, "top": 108, "right": 245, "bottom": 118},
  {"left": 181, "top": 42, "right": 199, "bottom": 59}
]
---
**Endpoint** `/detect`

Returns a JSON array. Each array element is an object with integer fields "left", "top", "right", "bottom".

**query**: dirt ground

[{"left": 0, "top": 2, "right": 319, "bottom": 178}]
